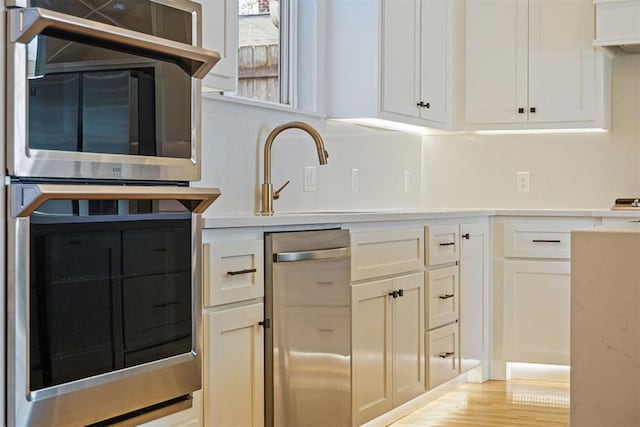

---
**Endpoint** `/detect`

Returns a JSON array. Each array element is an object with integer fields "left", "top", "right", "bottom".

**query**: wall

[
  {"left": 422, "top": 54, "right": 640, "bottom": 209},
  {"left": 196, "top": 98, "right": 424, "bottom": 216},
  {"left": 199, "top": 55, "right": 640, "bottom": 215}
]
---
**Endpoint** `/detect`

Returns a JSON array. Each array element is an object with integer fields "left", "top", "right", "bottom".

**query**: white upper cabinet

[
  {"left": 465, "top": 0, "right": 610, "bottom": 129},
  {"left": 595, "top": 0, "right": 640, "bottom": 50},
  {"left": 325, "top": 0, "right": 460, "bottom": 130},
  {"left": 382, "top": 0, "right": 453, "bottom": 125},
  {"left": 196, "top": 0, "right": 238, "bottom": 92}
]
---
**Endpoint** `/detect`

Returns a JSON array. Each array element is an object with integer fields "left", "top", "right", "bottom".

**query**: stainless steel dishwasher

[{"left": 265, "top": 229, "right": 351, "bottom": 427}]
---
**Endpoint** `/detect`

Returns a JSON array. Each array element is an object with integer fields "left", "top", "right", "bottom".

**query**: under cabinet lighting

[
  {"left": 331, "top": 118, "right": 449, "bottom": 135},
  {"left": 332, "top": 119, "right": 609, "bottom": 136},
  {"left": 474, "top": 128, "right": 608, "bottom": 135}
]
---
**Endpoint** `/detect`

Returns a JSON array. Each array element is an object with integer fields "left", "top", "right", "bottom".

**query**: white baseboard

[{"left": 360, "top": 373, "right": 468, "bottom": 427}]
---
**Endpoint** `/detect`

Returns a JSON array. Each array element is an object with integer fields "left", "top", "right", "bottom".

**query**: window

[{"left": 236, "top": 0, "right": 290, "bottom": 104}]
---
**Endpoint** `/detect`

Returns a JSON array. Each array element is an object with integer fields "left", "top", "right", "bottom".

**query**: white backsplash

[
  {"left": 196, "top": 98, "right": 423, "bottom": 216},
  {"left": 197, "top": 55, "right": 640, "bottom": 215}
]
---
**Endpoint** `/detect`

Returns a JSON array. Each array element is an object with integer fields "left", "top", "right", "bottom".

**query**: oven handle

[
  {"left": 10, "top": 184, "right": 221, "bottom": 218},
  {"left": 8, "top": 7, "right": 220, "bottom": 79}
]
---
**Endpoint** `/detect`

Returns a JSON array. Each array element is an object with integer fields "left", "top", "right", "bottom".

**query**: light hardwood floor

[{"left": 390, "top": 380, "right": 569, "bottom": 427}]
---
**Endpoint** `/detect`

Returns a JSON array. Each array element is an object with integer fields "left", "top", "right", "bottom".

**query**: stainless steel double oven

[{"left": 5, "top": 1, "right": 220, "bottom": 425}]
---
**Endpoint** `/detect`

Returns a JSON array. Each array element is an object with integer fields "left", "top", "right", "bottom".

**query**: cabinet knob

[
  {"left": 397, "top": 289, "right": 404, "bottom": 297},
  {"left": 388, "top": 290, "right": 398, "bottom": 299},
  {"left": 461, "top": 233, "right": 470, "bottom": 240},
  {"left": 425, "top": 102, "right": 430, "bottom": 109},
  {"left": 417, "top": 101, "right": 425, "bottom": 107},
  {"left": 416, "top": 101, "right": 431, "bottom": 109},
  {"left": 530, "top": 107, "right": 536, "bottom": 113},
  {"left": 518, "top": 107, "right": 525, "bottom": 114},
  {"left": 258, "top": 319, "right": 271, "bottom": 329}
]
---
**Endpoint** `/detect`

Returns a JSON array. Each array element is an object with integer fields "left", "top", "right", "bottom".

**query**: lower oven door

[{"left": 7, "top": 183, "right": 220, "bottom": 427}]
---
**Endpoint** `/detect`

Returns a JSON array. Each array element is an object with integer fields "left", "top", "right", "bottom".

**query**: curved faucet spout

[{"left": 261, "top": 121, "right": 329, "bottom": 216}]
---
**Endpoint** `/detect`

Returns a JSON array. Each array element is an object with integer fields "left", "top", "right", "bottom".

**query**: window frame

[{"left": 203, "top": 0, "right": 323, "bottom": 114}]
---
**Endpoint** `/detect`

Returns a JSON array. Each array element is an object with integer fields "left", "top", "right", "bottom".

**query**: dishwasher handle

[{"left": 274, "top": 247, "right": 350, "bottom": 263}]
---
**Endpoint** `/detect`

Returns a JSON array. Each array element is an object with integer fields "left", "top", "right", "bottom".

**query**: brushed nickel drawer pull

[
  {"left": 438, "top": 294, "right": 455, "bottom": 300},
  {"left": 531, "top": 239, "right": 561, "bottom": 243},
  {"left": 438, "top": 352, "right": 455, "bottom": 359},
  {"left": 227, "top": 268, "right": 257, "bottom": 276}
]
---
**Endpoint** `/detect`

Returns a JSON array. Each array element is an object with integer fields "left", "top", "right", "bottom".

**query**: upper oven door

[{"left": 6, "top": 0, "right": 220, "bottom": 181}]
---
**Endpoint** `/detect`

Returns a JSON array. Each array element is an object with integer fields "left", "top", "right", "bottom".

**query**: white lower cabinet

[
  {"left": 424, "top": 220, "right": 489, "bottom": 388},
  {"left": 204, "top": 303, "right": 265, "bottom": 427},
  {"left": 352, "top": 272, "right": 425, "bottom": 426},
  {"left": 503, "top": 260, "right": 570, "bottom": 365}
]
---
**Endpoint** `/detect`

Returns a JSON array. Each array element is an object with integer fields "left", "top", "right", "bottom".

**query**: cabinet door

[
  {"left": 352, "top": 279, "right": 393, "bottom": 426},
  {"left": 392, "top": 273, "right": 426, "bottom": 406},
  {"left": 204, "top": 303, "right": 264, "bottom": 427},
  {"left": 381, "top": 0, "right": 419, "bottom": 118},
  {"left": 503, "top": 260, "right": 570, "bottom": 365},
  {"left": 459, "top": 222, "right": 488, "bottom": 374},
  {"left": 198, "top": 0, "right": 238, "bottom": 91},
  {"left": 419, "top": 0, "right": 449, "bottom": 123},
  {"left": 528, "top": 0, "right": 595, "bottom": 123},
  {"left": 465, "top": 0, "right": 528, "bottom": 124}
]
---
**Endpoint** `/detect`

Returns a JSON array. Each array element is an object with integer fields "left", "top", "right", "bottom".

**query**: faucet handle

[{"left": 273, "top": 180, "right": 290, "bottom": 200}]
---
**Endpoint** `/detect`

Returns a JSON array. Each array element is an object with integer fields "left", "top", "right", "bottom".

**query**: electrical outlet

[
  {"left": 304, "top": 166, "right": 316, "bottom": 192},
  {"left": 351, "top": 169, "right": 359, "bottom": 192},
  {"left": 404, "top": 171, "right": 411, "bottom": 192},
  {"left": 517, "top": 171, "right": 530, "bottom": 192}
]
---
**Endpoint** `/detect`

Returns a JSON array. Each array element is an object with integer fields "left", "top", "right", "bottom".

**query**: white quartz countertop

[{"left": 202, "top": 208, "right": 640, "bottom": 229}]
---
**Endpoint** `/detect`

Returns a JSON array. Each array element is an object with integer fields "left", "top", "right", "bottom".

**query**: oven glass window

[
  {"left": 25, "top": 0, "right": 193, "bottom": 159},
  {"left": 28, "top": 199, "right": 193, "bottom": 391}
]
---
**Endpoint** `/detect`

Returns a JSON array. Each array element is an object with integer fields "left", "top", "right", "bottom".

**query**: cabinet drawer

[
  {"left": 504, "top": 223, "right": 577, "bottom": 259},
  {"left": 425, "top": 224, "right": 460, "bottom": 266},
  {"left": 203, "top": 239, "right": 264, "bottom": 307},
  {"left": 351, "top": 229, "right": 424, "bottom": 281},
  {"left": 427, "top": 266, "right": 459, "bottom": 330},
  {"left": 427, "top": 323, "right": 459, "bottom": 389}
]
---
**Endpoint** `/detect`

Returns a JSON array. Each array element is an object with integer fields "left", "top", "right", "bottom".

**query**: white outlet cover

[
  {"left": 517, "top": 171, "right": 530, "bottom": 192},
  {"left": 351, "top": 169, "right": 359, "bottom": 192},
  {"left": 404, "top": 171, "right": 411, "bottom": 192},
  {"left": 304, "top": 166, "right": 317, "bottom": 192}
]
